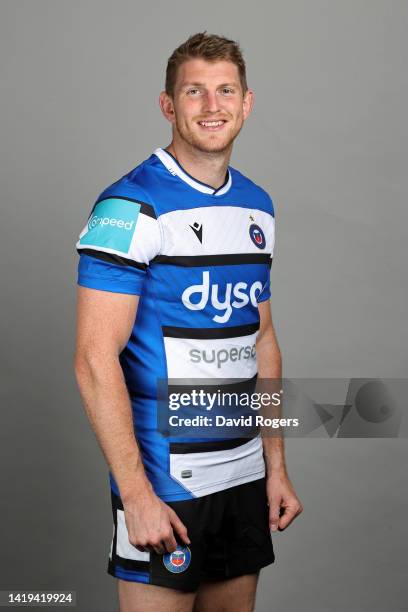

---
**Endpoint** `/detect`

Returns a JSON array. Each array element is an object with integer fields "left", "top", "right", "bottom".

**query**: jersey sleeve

[
  {"left": 256, "top": 193, "right": 275, "bottom": 303},
  {"left": 76, "top": 182, "right": 161, "bottom": 295}
]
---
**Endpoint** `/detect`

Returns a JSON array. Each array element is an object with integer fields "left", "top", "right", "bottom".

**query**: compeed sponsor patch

[{"left": 79, "top": 198, "right": 140, "bottom": 253}]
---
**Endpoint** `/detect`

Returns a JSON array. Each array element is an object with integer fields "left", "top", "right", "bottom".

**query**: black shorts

[{"left": 107, "top": 477, "right": 275, "bottom": 592}]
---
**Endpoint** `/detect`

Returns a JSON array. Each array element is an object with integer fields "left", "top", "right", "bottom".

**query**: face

[{"left": 160, "top": 58, "right": 254, "bottom": 154}]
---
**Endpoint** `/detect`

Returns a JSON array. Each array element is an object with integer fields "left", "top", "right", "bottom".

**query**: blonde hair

[{"left": 165, "top": 31, "right": 248, "bottom": 96}]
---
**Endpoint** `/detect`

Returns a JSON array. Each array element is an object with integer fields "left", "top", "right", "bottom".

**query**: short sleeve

[
  {"left": 76, "top": 191, "right": 161, "bottom": 295},
  {"left": 256, "top": 273, "right": 271, "bottom": 303}
]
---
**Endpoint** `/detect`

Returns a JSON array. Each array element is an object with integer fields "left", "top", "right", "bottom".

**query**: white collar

[{"left": 154, "top": 147, "right": 232, "bottom": 196}]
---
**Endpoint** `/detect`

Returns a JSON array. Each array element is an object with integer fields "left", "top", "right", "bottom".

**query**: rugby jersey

[{"left": 76, "top": 147, "right": 275, "bottom": 501}]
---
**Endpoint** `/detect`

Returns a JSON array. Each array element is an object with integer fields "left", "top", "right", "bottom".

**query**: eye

[
  {"left": 186, "top": 88, "right": 200, "bottom": 96},
  {"left": 221, "top": 87, "right": 234, "bottom": 95}
]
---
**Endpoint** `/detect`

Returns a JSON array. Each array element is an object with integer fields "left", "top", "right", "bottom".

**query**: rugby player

[{"left": 74, "top": 31, "right": 303, "bottom": 612}]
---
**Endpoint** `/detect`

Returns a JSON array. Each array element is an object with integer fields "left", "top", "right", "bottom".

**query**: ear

[
  {"left": 242, "top": 88, "right": 254, "bottom": 121},
  {"left": 159, "top": 91, "right": 176, "bottom": 124}
]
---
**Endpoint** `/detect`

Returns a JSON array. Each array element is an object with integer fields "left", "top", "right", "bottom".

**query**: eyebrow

[{"left": 180, "top": 81, "right": 239, "bottom": 89}]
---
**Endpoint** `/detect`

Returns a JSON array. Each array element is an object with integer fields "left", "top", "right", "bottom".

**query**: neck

[{"left": 165, "top": 138, "right": 231, "bottom": 190}]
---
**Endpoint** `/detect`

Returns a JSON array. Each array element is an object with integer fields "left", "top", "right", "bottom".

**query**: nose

[{"left": 202, "top": 90, "right": 220, "bottom": 113}]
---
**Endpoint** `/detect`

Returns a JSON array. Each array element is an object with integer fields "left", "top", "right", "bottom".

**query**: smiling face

[{"left": 160, "top": 58, "right": 254, "bottom": 155}]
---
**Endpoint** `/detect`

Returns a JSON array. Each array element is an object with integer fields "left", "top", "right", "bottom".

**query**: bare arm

[
  {"left": 74, "top": 285, "right": 189, "bottom": 553},
  {"left": 256, "top": 299, "right": 285, "bottom": 472},
  {"left": 256, "top": 299, "right": 303, "bottom": 530},
  {"left": 74, "top": 286, "right": 146, "bottom": 497}
]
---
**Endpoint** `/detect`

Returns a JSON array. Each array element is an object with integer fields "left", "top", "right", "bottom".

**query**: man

[{"left": 74, "top": 32, "right": 302, "bottom": 612}]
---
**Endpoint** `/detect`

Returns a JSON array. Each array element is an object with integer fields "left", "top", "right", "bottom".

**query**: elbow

[
  {"left": 74, "top": 346, "right": 102, "bottom": 388},
  {"left": 74, "top": 346, "right": 119, "bottom": 389},
  {"left": 74, "top": 351, "right": 92, "bottom": 389}
]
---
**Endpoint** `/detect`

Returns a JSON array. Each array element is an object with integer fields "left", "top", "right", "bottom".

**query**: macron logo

[{"left": 189, "top": 222, "right": 203, "bottom": 243}]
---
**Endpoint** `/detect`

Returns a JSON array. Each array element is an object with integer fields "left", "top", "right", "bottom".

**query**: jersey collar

[{"left": 154, "top": 147, "right": 232, "bottom": 196}]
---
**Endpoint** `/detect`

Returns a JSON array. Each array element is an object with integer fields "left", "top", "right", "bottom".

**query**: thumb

[
  {"left": 269, "top": 500, "right": 281, "bottom": 532},
  {"left": 168, "top": 507, "right": 191, "bottom": 545}
]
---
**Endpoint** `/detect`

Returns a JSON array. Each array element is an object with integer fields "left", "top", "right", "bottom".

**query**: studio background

[{"left": 1, "top": 1, "right": 407, "bottom": 610}]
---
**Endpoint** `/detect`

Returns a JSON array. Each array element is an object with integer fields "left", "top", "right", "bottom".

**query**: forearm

[
  {"left": 256, "top": 328, "right": 287, "bottom": 475},
  {"left": 75, "top": 354, "right": 151, "bottom": 502},
  {"left": 262, "top": 436, "right": 287, "bottom": 476}
]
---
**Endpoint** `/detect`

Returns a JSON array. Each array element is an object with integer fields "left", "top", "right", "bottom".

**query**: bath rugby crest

[
  {"left": 76, "top": 147, "right": 275, "bottom": 503},
  {"left": 163, "top": 546, "right": 192, "bottom": 573},
  {"left": 249, "top": 223, "right": 266, "bottom": 249}
]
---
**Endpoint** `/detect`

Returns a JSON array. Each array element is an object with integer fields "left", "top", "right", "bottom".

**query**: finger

[
  {"left": 278, "top": 506, "right": 298, "bottom": 530},
  {"left": 162, "top": 530, "right": 178, "bottom": 553},
  {"left": 142, "top": 544, "right": 153, "bottom": 553},
  {"left": 135, "top": 545, "right": 147, "bottom": 553},
  {"left": 168, "top": 507, "right": 190, "bottom": 545},
  {"left": 269, "top": 501, "right": 281, "bottom": 532},
  {"left": 152, "top": 544, "right": 165, "bottom": 555},
  {"left": 142, "top": 539, "right": 165, "bottom": 555},
  {"left": 143, "top": 544, "right": 158, "bottom": 554}
]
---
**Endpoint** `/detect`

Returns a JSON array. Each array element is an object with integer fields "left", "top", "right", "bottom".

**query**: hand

[
  {"left": 266, "top": 470, "right": 303, "bottom": 532},
  {"left": 123, "top": 487, "right": 190, "bottom": 555}
]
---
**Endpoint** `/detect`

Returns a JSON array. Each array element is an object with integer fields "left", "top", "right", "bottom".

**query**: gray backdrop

[{"left": 1, "top": 0, "right": 407, "bottom": 610}]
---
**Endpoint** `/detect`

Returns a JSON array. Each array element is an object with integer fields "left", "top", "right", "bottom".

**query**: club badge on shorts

[
  {"left": 163, "top": 546, "right": 191, "bottom": 573},
  {"left": 249, "top": 223, "right": 266, "bottom": 249}
]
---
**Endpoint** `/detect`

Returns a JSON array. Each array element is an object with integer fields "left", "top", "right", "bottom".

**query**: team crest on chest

[
  {"left": 249, "top": 223, "right": 266, "bottom": 249},
  {"left": 163, "top": 546, "right": 191, "bottom": 573}
]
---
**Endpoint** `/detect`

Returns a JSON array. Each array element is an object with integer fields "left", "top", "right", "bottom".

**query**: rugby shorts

[{"left": 107, "top": 476, "right": 275, "bottom": 591}]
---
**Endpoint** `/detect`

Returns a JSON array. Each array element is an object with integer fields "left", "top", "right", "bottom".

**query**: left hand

[{"left": 266, "top": 470, "right": 303, "bottom": 532}]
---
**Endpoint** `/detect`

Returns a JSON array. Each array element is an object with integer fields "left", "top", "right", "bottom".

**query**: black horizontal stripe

[
  {"left": 78, "top": 248, "right": 147, "bottom": 270},
  {"left": 151, "top": 254, "right": 272, "bottom": 267},
  {"left": 110, "top": 556, "right": 150, "bottom": 573},
  {"left": 162, "top": 321, "right": 259, "bottom": 339},
  {"left": 95, "top": 196, "right": 156, "bottom": 219},
  {"left": 169, "top": 436, "right": 257, "bottom": 454}
]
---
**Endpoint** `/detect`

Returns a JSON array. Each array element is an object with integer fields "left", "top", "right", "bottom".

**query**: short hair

[{"left": 165, "top": 31, "right": 248, "bottom": 97}]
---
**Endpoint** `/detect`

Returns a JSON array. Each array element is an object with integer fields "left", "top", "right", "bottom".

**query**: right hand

[{"left": 123, "top": 486, "right": 190, "bottom": 555}]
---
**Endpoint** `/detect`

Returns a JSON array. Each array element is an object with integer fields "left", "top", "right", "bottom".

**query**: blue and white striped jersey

[{"left": 76, "top": 148, "right": 275, "bottom": 501}]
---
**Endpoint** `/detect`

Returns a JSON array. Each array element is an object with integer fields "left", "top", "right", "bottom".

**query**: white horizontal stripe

[
  {"left": 170, "top": 436, "right": 265, "bottom": 497},
  {"left": 128, "top": 212, "right": 161, "bottom": 264},
  {"left": 159, "top": 207, "right": 275, "bottom": 256},
  {"left": 164, "top": 333, "right": 259, "bottom": 378}
]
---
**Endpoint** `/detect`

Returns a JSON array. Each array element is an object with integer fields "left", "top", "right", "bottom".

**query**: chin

[
  {"left": 189, "top": 133, "right": 236, "bottom": 154},
  {"left": 195, "top": 142, "right": 231, "bottom": 154}
]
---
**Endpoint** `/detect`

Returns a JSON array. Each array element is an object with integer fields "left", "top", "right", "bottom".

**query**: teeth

[{"left": 199, "top": 121, "right": 224, "bottom": 127}]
